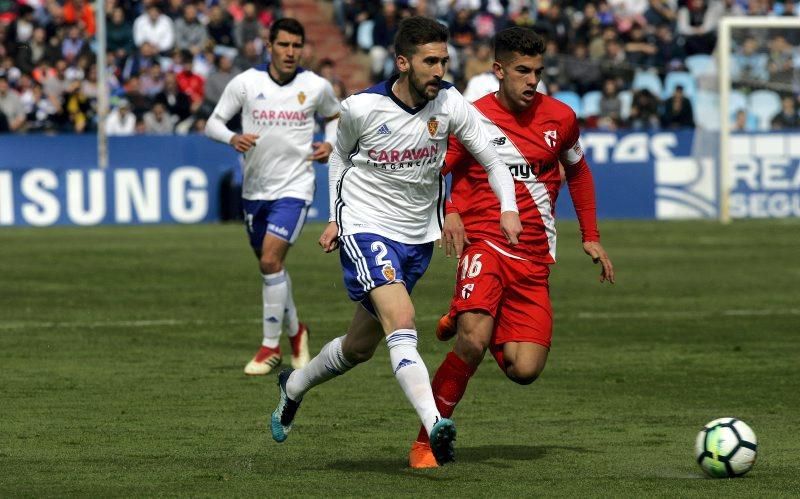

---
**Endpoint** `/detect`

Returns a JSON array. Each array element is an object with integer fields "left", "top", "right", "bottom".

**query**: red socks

[{"left": 416, "top": 351, "right": 477, "bottom": 444}]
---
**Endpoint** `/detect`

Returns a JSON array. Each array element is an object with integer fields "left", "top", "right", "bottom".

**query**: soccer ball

[{"left": 695, "top": 418, "right": 758, "bottom": 478}]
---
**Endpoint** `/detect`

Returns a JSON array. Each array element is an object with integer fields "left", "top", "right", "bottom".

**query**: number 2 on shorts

[{"left": 371, "top": 241, "right": 391, "bottom": 267}]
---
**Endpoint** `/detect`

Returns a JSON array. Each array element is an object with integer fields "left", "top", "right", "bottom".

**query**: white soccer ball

[{"left": 695, "top": 417, "right": 758, "bottom": 478}]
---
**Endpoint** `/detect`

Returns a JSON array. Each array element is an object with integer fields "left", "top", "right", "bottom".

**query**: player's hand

[
  {"left": 583, "top": 241, "right": 615, "bottom": 284},
  {"left": 319, "top": 221, "right": 339, "bottom": 253},
  {"left": 440, "top": 212, "right": 469, "bottom": 258},
  {"left": 500, "top": 211, "right": 522, "bottom": 246},
  {"left": 230, "top": 133, "right": 259, "bottom": 153},
  {"left": 309, "top": 142, "right": 333, "bottom": 163}
]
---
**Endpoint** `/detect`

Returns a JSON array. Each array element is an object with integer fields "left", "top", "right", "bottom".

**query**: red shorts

[{"left": 448, "top": 241, "right": 553, "bottom": 365}]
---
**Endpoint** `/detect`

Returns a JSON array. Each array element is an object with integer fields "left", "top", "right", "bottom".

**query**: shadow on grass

[{"left": 324, "top": 445, "right": 591, "bottom": 479}]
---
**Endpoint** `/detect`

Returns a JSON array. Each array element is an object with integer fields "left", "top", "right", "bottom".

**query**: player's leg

[
  {"left": 246, "top": 198, "right": 310, "bottom": 375},
  {"left": 420, "top": 311, "right": 495, "bottom": 435},
  {"left": 340, "top": 233, "right": 455, "bottom": 461},
  {"left": 242, "top": 200, "right": 283, "bottom": 375},
  {"left": 286, "top": 304, "right": 382, "bottom": 400},
  {"left": 492, "top": 260, "right": 552, "bottom": 385},
  {"left": 283, "top": 271, "right": 311, "bottom": 369},
  {"left": 272, "top": 304, "right": 383, "bottom": 443},
  {"left": 410, "top": 243, "right": 506, "bottom": 467},
  {"left": 265, "top": 198, "right": 312, "bottom": 369},
  {"left": 410, "top": 310, "right": 494, "bottom": 468},
  {"left": 369, "top": 282, "right": 456, "bottom": 465},
  {"left": 501, "top": 341, "right": 549, "bottom": 385}
]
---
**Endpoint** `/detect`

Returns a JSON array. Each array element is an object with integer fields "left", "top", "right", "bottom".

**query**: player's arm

[
  {"left": 204, "top": 76, "right": 258, "bottom": 153},
  {"left": 440, "top": 135, "right": 470, "bottom": 258},
  {"left": 310, "top": 79, "right": 341, "bottom": 163},
  {"left": 560, "top": 126, "right": 614, "bottom": 284},
  {"left": 319, "top": 99, "right": 358, "bottom": 252},
  {"left": 447, "top": 91, "right": 521, "bottom": 245},
  {"left": 310, "top": 114, "right": 340, "bottom": 163}
]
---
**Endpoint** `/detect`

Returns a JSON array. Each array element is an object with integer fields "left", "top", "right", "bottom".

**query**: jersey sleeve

[
  {"left": 327, "top": 97, "right": 361, "bottom": 221},
  {"left": 446, "top": 89, "right": 491, "bottom": 156},
  {"left": 559, "top": 111, "right": 584, "bottom": 166},
  {"left": 333, "top": 97, "right": 359, "bottom": 158},
  {"left": 316, "top": 78, "right": 341, "bottom": 118},
  {"left": 560, "top": 111, "right": 599, "bottom": 242}
]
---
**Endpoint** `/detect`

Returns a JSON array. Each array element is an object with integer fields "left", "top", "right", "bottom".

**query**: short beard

[{"left": 408, "top": 66, "right": 439, "bottom": 103}]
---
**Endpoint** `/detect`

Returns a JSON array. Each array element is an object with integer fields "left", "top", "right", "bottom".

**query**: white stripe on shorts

[{"left": 342, "top": 235, "right": 375, "bottom": 292}]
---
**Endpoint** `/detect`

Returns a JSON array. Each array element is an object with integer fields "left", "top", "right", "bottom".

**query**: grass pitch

[{"left": 1, "top": 220, "right": 799, "bottom": 497}]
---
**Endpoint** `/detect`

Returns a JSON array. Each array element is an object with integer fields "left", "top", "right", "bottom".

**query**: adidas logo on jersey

[
  {"left": 394, "top": 358, "right": 417, "bottom": 373},
  {"left": 377, "top": 123, "right": 391, "bottom": 135},
  {"left": 256, "top": 93, "right": 266, "bottom": 100},
  {"left": 491, "top": 137, "right": 506, "bottom": 146}
]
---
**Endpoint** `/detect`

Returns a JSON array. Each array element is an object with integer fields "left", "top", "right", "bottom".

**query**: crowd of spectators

[
  {"left": 0, "top": 0, "right": 303, "bottom": 134},
  {"left": 338, "top": 0, "right": 800, "bottom": 131},
  {"left": 0, "top": 0, "right": 798, "bottom": 134}
]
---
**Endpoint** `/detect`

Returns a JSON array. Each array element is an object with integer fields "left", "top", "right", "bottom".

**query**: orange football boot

[
  {"left": 409, "top": 441, "right": 439, "bottom": 469},
  {"left": 435, "top": 313, "right": 457, "bottom": 341}
]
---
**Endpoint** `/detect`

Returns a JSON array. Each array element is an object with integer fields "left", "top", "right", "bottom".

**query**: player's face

[
  {"left": 494, "top": 53, "right": 544, "bottom": 113},
  {"left": 268, "top": 30, "right": 304, "bottom": 82},
  {"left": 398, "top": 42, "right": 449, "bottom": 103}
]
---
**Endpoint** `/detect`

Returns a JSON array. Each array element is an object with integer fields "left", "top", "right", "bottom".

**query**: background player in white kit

[
  {"left": 205, "top": 18, "right": 340, "bottom": 376},
  {"left": 270, "top": 16, "right": 522, "bottom": 465}
]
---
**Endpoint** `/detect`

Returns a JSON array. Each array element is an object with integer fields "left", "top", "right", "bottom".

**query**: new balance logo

[
  {"left": 377, "top": 123, "right": 391, "bottom": 135},
  {"left": 491, "top": 137, "right": 506, "bottom": 146},
  {"left": 256, "top": 93, "right": 266, "bottom": 100},
  {"left": 394, "top": 358, "right": 417, "bottom": 373}
]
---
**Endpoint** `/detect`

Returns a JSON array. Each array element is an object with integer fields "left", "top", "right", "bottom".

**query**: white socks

[
  {"left": 284, "top": 329, "right": 442, "bottom": 435},
  {"left": 386, "top": 329, "right": 441, "bottom": 435},
  {"left": 286, "top": 335, "right": 353, "bottom": 401},
  {"left": 261, "top": 270, "right": 288, "bottom": 348},
  {"left": 283, "top": 271, "right": 300, "bottom": 337}
]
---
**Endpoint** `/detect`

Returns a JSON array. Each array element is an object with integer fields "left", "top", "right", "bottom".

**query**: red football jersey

[{"left": 444, "top": 92, "right": 598, "bottom": 264}]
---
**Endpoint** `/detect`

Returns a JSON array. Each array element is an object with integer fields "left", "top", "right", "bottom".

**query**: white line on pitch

[
  {"left": 1, "top": 309, "right": 798, "bottom": 331},
  {"left": 576, "top": 309, "right": 800, "bottom": 319}
]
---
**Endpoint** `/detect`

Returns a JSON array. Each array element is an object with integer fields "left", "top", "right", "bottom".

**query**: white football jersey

[
  {"left": 332, "top": 76, "right": 493, "bottom": 244},
  {"left": 210, "top": 65, "right": 340, "bottom": 201}
]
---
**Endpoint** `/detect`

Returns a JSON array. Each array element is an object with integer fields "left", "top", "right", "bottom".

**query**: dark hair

[
  {"left": 270, "top": 18, "right": 305, "bottom": 44},
  {"left": 394, "top": 16, "right": 448, "bottom": 58},
  {"left": 493, "top": 27, "right": 545, "bottom": 62}
]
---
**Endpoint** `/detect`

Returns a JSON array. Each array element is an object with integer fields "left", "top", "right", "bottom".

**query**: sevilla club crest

[
  {"left": 427, "top": 117, "right": 439, "bottom": 137},
  {"left": 297, "top": 91, "right": 306, "bottom": 105},
  {"left": 382, "top": 264, "right": 396, "bottom": 281},
  {"left": 543, "top": 130, "right": 557, "bottom": 148}
]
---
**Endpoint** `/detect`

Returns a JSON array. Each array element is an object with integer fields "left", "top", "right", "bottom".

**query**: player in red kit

[{"left": 408, "top": 27, "right": 615, "bottom": 468}]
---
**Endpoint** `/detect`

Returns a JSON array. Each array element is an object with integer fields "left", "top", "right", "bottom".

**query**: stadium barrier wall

[{"left": 1, "top": 131, "right": 798, "bottom": 227}]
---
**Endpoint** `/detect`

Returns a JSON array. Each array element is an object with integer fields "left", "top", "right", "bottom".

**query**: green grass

[{"left": 2, "top": 220, "right": 800, "bottom": 497}]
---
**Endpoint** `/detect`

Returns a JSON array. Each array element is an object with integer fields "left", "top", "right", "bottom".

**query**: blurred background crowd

[{"left": 0, "top": 0, "right": 798, "bottom": 135}]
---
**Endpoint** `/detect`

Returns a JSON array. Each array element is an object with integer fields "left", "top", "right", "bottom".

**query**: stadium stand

[
  {"left": 663, "top": 71, "right": 697, "bottom": 101},
  {"left": 748, "top": 89, "right": 783, "bottom": 130},
  {"left": 0, "top": 0, "right": 797, "bottom": 134},
  {"left": 581, "top": 90, "right": 602, "bottom": 119}
]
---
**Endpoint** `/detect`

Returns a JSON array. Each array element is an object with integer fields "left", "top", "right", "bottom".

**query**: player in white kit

[
  {"left": 205, "top": 18, "right": 341, "bottom": 376},
  {"left": 270, "top": 16, "right": 522, "bottom": 466}
]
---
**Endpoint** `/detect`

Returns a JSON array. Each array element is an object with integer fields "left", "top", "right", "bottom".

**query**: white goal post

[{"left": 717, "top": 16, "right": 800, "bottom": 223}]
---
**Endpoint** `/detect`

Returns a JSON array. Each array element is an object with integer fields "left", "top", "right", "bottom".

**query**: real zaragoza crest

[
  {"left": 382, "top": 264, "right": 396, "bottom": 281},
  {"left": 427, "top": 117, "right": 438, "bottom": 137},
  {"left": 297, "top": 91, "right": 306, "bottom": 104}
]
